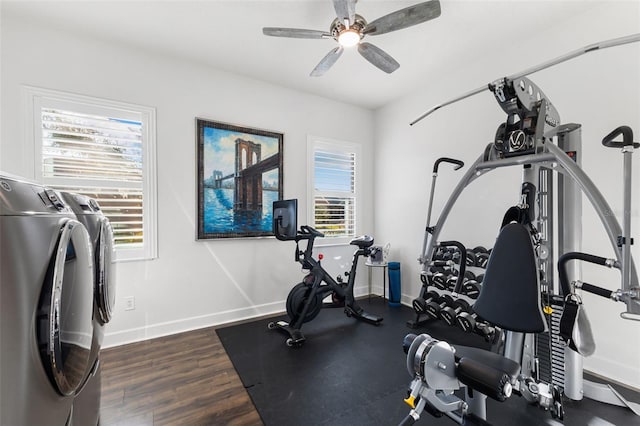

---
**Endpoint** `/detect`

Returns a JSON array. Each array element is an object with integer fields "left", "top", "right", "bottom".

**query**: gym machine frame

[{"left": 402, "top": 33, "right": 640, "bottom": 424}]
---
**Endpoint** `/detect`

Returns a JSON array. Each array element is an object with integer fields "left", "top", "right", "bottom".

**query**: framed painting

[{"left": 196, "top": 119, "right": 283, "bottom": 239}]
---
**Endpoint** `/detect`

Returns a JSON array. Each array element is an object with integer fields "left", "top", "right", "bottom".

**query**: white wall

[
  {"left": 0, "top": 14, "right": 375, "bottom": 346},
  {"left": 374, "top": 2, "right": 640, "bottom": 388},
  {"left": 2, "top": 0, "right": 639, "bottom": 390}
]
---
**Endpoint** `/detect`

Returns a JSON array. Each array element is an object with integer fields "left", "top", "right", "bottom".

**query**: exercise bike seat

[{"left": 350, "top": 235, "right": 374, "bottom": 248}]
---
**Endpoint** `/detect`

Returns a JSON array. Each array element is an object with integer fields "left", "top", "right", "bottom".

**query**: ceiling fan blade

[
  {"left": 310, "top": 46, "right": 344, "bottom": 77},
  {"left": 357, "top": 42, "right": 400, "bottom": 74},
  {"left": 363, "top": 0, "right": 441, "bottom": 36},
  {"left": 263, "top": 27, "right": 330, "bottom": 39},
  {"left": 332, "top": 0, "right": 356, "bottom": 27}
]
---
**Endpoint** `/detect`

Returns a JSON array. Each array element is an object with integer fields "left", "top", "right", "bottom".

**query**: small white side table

[{"left": 365, "top": 261, "right": 388, "bottom": 301}]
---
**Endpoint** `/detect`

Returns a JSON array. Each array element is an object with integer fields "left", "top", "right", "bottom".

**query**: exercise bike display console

[{"left": 270, "top": 199, "right": 383, "bottom": 347}]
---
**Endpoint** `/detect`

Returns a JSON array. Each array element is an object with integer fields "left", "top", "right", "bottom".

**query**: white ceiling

[{"left": 3, "top": 0, "right": 602, "bottom": 109}]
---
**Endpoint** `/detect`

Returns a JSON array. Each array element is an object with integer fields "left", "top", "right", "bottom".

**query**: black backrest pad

[{"left": 473, "top": 223, "right": 546, "bottom": 333}]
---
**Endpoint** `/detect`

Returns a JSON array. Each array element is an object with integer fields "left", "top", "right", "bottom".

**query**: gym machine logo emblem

[{"left": 508, "top": 130, "right": 527, "bottom": 151}]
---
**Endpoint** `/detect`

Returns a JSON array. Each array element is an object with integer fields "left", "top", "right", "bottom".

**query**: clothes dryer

[
  {"left": 0, "top": 174, "right": 95, "bottom": 425},
  {"left": 59, "top": 191, "right": 115, "bottom": 426}
]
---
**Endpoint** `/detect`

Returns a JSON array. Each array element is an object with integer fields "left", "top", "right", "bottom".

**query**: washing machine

[
  {"left": 59, "top": 191, "right": 116, "bottom": 426},
  {"left": 0, "top": 173, "right": 95, "bottom": 425}
]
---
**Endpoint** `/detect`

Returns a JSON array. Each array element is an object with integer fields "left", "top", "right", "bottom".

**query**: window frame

[
  {"left": 307, "top": 135, "right": 362, "bottom": 246},
  {"left": 24, "top": 86, "right": 158, "bottom": 262}
]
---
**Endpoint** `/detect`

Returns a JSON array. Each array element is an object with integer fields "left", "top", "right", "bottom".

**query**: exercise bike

[{"left": 270, "top": 199, "right": 383, "bottom": 347}]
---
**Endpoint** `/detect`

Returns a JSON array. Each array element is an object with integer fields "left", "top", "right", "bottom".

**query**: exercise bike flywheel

[{"left": 286, "top": 282, "right": 323, "bottom": 324}]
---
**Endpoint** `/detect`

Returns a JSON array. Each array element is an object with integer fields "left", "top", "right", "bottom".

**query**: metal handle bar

[
  {"left": 557, "top": 251, "right": 619, "bottom": 297},
  {"left": 579, "top": 282, "right": 614, "bottom": 299},
  {"left": 602, "top": 125, "right": 639, "bottom": 149},
  {"left": 410, "top": 33, "right": 640, "bottom": 126},
  {"left": 433, "top": 157, "right": 464, "bottom": 173}
]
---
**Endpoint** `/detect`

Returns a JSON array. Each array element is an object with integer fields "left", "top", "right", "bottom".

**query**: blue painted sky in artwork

[{"left": 203, "top": 127, "right": 280, "bottom": 185}]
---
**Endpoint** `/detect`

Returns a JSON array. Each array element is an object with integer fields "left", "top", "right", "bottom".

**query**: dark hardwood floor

[{"left": 100, "top": 326, "right": 263, "bottom": 426}]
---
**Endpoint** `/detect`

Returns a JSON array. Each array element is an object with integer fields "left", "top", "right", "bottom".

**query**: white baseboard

[
  {"left": 103, "top": 284, "right": 374, "bottom": 349},
  {"left": 585, "top": 354, "right": 640, "bottom": 390},
  {"left": 102, "top": 300, "right": 284, "bottom": 348}
]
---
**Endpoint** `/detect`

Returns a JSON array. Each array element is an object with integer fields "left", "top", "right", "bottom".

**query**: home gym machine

[
  {"left": 270, "top": 199, "right": 383, "bottom": 347},
  {"left": 399, "top": 33, "right": 640, "bottom": 425}
]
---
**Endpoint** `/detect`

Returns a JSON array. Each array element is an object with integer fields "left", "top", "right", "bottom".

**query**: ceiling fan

[{"left": 263, "top": 0, "right": 441, "bottom": 76}]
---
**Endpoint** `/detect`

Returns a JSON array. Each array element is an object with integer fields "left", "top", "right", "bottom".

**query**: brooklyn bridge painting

[{"left": 197, "top": 119, "right": 283, "bottom": 239}]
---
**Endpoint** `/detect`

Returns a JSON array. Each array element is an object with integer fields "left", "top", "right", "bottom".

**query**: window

[
  {"left": 25, "top": 87, "right": 157, "bottom": 261},
  {"left": 308, "top": 136, "right": 361, "bottom": 242}
]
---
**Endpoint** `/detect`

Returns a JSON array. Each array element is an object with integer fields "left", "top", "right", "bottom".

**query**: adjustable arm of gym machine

[
  {"left": 420, "top": 152, "right": 489, "bottom": 270},
  {"left": 558, "top": 252, "right": 640, "bottom": 320},
  {"left": 433, "top": 157, "right": 465, "bottom": 174},
  {"left": 419, "top": 157, "right": 466, "bottom": 264},
  {"left": 558, "top": 252, "right": 619, "bottom": 296},
  {"left": 410, "top": 33, "right": 640, "bottom": 126}
]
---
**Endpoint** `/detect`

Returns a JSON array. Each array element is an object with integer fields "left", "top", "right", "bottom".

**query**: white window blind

[
  {"left": 42, "top": 108, "right": 144, "bottom": 247},
  {"left": 26, "top": 87, "right": 157, "bottom": 261},
  {"left": 309, "top": 137, "right": 360, "bottom": 240}
]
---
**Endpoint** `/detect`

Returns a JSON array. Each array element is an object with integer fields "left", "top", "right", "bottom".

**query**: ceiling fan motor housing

[{"left": 330, "top": 14, "right": 366, "bottom": 43}]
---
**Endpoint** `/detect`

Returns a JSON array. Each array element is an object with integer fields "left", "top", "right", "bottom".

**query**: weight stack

[
  {"left": 388, "top": 262, "right": 401, "bottom": 307},
  {"left": 535, "top": 295, "right": 565, "bottom": 392}
]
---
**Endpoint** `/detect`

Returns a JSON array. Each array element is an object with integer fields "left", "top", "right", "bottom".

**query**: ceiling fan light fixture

[
  {"left": 263, "top": 1, "right": 442, "bottom": 75},
  {"left": 337, "top": 29, "right": 361, "bottom": 47}
]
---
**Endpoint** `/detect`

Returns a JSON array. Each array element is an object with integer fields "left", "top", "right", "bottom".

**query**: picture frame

[{"left": 196, "top": 118, "right": 283, "bottom": 239}]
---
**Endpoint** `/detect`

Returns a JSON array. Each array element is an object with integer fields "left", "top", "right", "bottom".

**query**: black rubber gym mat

[{"left": 216, "top": 298, "right": 640, "bottom": 426}]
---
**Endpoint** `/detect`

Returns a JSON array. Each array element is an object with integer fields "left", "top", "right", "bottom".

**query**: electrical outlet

[{"left": 124, "top": 296, "right": 135, "bottom": 311}]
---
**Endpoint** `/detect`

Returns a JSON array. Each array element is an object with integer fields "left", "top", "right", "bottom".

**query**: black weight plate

[
  {"left": 461, "top": 280, "right": 481, "bottom": 299},
  {"left": 476, "top": 252, "right": 490, "bottom": 268},
  {"left": 412, "top": 298, "right": 427, "bottom": 313},
  {"left": 465, "top": 249, "right": 477, "bottom": 267},
  {"left": 432, "top": 272, "right": 448, "bottom": 290},
  {"left": 446, "top": 275, "right": 458, "bottom": 291}
]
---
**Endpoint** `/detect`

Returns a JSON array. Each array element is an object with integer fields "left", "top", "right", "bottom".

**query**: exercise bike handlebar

[{"left": 298, "top": 225, "right": 325, "bottom": 239}]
